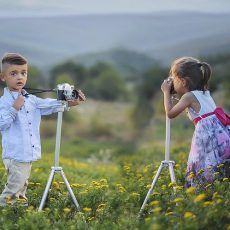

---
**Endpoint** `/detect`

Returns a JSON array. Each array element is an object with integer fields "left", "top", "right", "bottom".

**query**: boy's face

[{"left": 1, "top": 63, "right": 28, "bottom": 92}]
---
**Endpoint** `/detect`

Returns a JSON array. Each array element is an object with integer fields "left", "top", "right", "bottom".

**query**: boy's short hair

[{"left": 1, "top": 53, "right": 27, "bottom": 72}]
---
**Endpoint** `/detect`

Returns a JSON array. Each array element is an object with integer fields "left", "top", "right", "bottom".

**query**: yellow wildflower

[
  {"left": 100, "top": 184, "right": 109, "bottom": 189},
  {"left": 150, "top": 200, "right": 160, "bottom": 206},
  {"left": 33, "top": 168, "right": 40, "bottom": 173},
  {"left": 146, "top": 184, "right": 151, "bottom": 189},
  {"left": 205, "top": 184, "right": 212, "bottom": 189},
  {"left": 87, "top": 217, "right": 95, "bottom": 222},
  {"left": 175, "top": 186, "right": 183, "bottom": 190},
  {"left": 165, "top": 212, "right": 174, "bottom": 216},
  {"left": 52, "top": 181, "right": 60, "bottom": 189},
  {"left": 184, "top": 211, "right": 195, "bottom": 219},
  {"left": 16, "top": 198, "right": 27, "bottom": 203},
  {"left": 214, "top": 172, "right": 219, "bottom": 176},
  {"left": 203, "top": 201, "right": 212, "bottom": 207},
  {"left": 83, "top": 207, "right": 92, "bottom": 213},
  {"left": 223, "top": 177, "right": 229, "bottom": 182},
  {"left": 197, "top": 169, "right": 204, "bottom": 175},
  {"left": 186, "top": 187, "right": 196, "bottom": 195},
  {"left": 207, "top": 165, "right": 212, "bottom": 170},
  {"left": 215, "top": 199, "right": 223, "bottom": 204},
  {"left": 174, "top": 197, "right": 183, "bottom": 203},
  {"left": 118, "top": 187, "right": 126, "bottom": 193},
  {"left": 152, "top": 192, "right": 160, "bottom": 196},
  {"left": 152, "top": 207, "right": 161, "bottom": 213},
  {"left": 194, "top": 194, "right": 206, "bottom": 202},
  {"left": 63, "top": 208, "right": 71, "bottom": 214},
  {"left": 212, "top": 192, "right": 221, "bottom": 200},
  {"left": 168, "top": 181, "right": 176, "bottom": 188},
  {"left": 217, "top": 163, "right": 224, "bottom": 168},
  {"left": 6, "top": 200, "right": 12, "bottom": 205},
  {"left": 130, "top": 192, "right": 140, "bottom": 200},
  {"left": 99, "top": 178, "right": 108, "bottom": 184},
  {"left": 187, "top": 172, "right": 194, "bottom": 179},
  {"left": 92, "top": 181, "right": 100, "bottom": 186},
  {"left": 143, "top": 165, "right": 152, "bottom": 173},
  {"left": 97, "top": 204, "right": 106, "bottom": 209},
  {"left": 123, "top": 165, "right": 130, "bottom": 172}
]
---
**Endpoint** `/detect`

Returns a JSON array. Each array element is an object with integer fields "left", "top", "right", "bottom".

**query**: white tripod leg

[
  {"left": 168, "top": 162, "right": 176, "bottom": 192},
  {"left": 139, "top": 162, "right": 164, "bottom": 216},
  {"left": 60, "top": 170, "right": 81, "bottom": 211},
  {"left": 38, "top": 168, "right": 55, "bottom": 211}
]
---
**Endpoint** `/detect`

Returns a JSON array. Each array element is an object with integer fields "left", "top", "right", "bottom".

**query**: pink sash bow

[{"left": 193, "top": 107, "right": 230, "bottom": 126}]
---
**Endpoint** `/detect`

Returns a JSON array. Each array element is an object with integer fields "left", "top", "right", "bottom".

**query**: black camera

[
  {"left": 56, "top": 83, "right": 79, "bottom": 101},
  {"left": 167, "top": 77, "right": 176, "bottom": 94}
]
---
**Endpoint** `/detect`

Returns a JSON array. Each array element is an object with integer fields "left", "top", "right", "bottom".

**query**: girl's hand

[
  {"left": 67, "top": 90, "right": 86, "bottom": 107},
  {"left": 161, "top": 79, "right": 172, "bottom": 93}
]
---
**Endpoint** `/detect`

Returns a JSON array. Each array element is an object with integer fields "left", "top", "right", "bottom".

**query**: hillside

[
  {"left": 0, "top": 12, "right": 230, "bottom": 69},
  {"left": 73, "top": 49, "right": 158, "bottom": 77}
]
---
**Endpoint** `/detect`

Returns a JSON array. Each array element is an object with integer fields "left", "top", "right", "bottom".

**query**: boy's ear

[{"left": 0, "top": 73, "right": 5, "bottom": 82}]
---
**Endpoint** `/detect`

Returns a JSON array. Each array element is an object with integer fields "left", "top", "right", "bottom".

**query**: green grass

[{"left": 0, "top": 140, "right": 229, "bottom": 230}]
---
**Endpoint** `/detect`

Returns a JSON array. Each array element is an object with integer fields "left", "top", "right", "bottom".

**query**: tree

[
  {"left": 27, "top": 65, "right": 44, "bottom": 88},
  {"left": 50, "top": 61, "right": 87, "bottom": 88},
  {"left": 131, "top": 65, "right": 168, "bottom": 129},
  {"left": 94, "top": 69, "right": 127, "bottom": 101}
]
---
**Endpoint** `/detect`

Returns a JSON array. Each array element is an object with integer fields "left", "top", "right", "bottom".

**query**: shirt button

[
  {"left": 30, "top": 134, "right": 32, "bottom": 136},
  {"left": 32, "top": 145, "right": 34, "bottom": 147},
  {"left": 29, "top": 122, "right": 31, "bottom": 125}
]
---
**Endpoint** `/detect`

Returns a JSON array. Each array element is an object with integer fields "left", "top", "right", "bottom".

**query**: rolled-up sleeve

[{"left": 35, "top": 97, "right": 68, "bottom": 115}]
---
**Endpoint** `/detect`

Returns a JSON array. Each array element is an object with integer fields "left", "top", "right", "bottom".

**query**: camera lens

[{"left": 72, "top": 90, "right": 79, "bottom": 99}]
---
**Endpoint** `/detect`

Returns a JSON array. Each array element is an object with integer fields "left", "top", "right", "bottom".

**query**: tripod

[
  {"left": 38, "top": 105, "right": 81, "bottom": 212},
  {"left": 139, "top": 117, "right": 176, "bottom": 216}
]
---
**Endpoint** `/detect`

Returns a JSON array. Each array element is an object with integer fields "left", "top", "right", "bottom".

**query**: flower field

[{"left": 0, "top": 145, "right": 229, "bottom": 230}]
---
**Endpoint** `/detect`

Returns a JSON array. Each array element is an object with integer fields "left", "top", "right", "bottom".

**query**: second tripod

[{"left": 139, "top": 117, "right": 176, "bottom": 216}]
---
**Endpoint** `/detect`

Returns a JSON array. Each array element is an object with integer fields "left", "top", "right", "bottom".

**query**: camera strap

[{"left": 23, "top": 87, "right": 55, "bottom": 96}]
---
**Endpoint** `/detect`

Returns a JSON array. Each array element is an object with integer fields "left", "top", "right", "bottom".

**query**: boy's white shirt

[{"left": 0, "top": 87, "right": 67, "bottom": 162}]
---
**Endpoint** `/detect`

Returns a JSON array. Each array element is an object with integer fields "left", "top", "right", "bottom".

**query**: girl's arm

[
  {"left": 161, "top": 80, "right": 193, "bottom": 119},
  {"left": 164, "top": 93, "right": 193, "bottom": 118}
]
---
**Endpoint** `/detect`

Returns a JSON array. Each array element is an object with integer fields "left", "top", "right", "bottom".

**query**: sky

[{"left": 0, "top": 0, "right": 230, "bottom": 17}]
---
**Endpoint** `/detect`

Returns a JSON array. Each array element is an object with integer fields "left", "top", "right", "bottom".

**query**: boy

[{"left": 0, "top": 53, "right": 85, "bottom": 206}]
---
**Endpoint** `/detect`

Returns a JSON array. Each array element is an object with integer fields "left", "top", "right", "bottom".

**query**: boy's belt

[{"left": 193, "top": 107, "right": 230, "bottom": 126}]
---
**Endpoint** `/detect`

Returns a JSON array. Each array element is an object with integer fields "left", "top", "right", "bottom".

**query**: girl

[{"left": 161, "top": 57, "right": 230, "bottom": 188}]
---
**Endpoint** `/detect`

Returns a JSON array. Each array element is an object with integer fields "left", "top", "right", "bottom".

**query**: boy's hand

[
  {"left": 67, "top": 90, "right": 86, "bottom": 107},
  {"left": 13, "top": 95, "right": 25, "bottom": 111}
]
